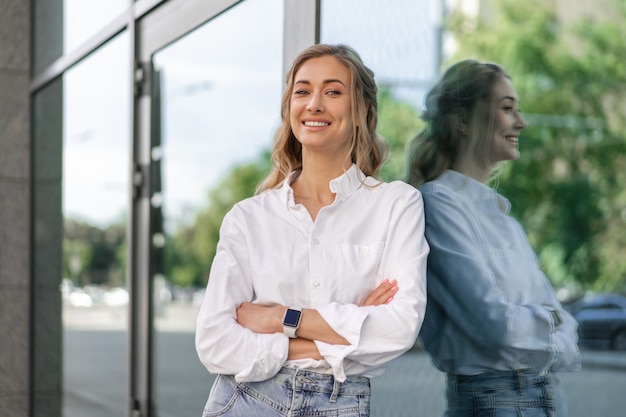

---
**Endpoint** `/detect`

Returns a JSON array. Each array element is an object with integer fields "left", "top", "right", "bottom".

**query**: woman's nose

[{"left": 306, "top": 93, "right": 324, "bottom": 112}]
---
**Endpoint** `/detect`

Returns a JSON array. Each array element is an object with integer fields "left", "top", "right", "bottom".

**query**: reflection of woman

[
  {"left": 407, "top": 60, "right": 581, "bottom": 416},
  {"left": 195, "top": 44, "right": 429, "bottom": 417}
]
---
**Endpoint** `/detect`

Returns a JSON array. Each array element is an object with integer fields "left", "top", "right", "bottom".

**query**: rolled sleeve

[
  {"left": 195, "top": 208, "right": 289, "bottom": 382},
  {"left": 315, "top": 186, "right": 428, "bottom": 380},
  {"left": 314, "top": 304, "right": 367, "bottom": 381}
]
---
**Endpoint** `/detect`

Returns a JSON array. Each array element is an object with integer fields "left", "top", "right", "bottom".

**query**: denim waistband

[
  {"left": 226, "top": 367, "right": 370, "bottom": 403},
  {"left": 448, "top": 369, "right": 551, "bottom": 392}
]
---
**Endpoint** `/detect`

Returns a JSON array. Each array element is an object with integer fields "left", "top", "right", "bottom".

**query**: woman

[
  {"left": 407, "top": 60, "right": 581, "bottom": 416},
  {"left": 195, "top": 44, "right": 429, "bottom": 416}
]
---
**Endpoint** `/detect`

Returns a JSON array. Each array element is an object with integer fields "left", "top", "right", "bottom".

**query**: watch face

[{"left": 284, "top": 309, "right": 301, "bottom": 327}]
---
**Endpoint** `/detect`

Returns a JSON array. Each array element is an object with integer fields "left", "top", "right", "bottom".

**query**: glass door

[
  {"left": 62, "top": 32, "right": 131, "bottom": 417},
  {"left": 137, "top": 0, "right": 284, "bottom": 415}
]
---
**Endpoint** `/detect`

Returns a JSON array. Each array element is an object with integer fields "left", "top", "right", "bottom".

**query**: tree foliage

[
  {"left": 377, "top": 88, "right": 424, "bottom": 181},
  {"left": 63, "top": 218, "right": 126, "bottom": 287},
  {"left": 447, "top": 0, "right": 626, "bottom": 293},
  {"left": 163, "top": 155, "right": 273, "bottom": 287}
]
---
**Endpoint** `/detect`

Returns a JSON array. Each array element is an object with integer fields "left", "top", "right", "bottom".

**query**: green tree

[
  {"left": 378, "top": 87, "right": 424, "bottom": 181},
  {"left": 63, "top": 219, "right": 126, "bottom": 287},
  {"left": 165, "top": 156, "right": 272, "bottom": 287},
  {"left": 447, "top": 0, "right": 626, "bottom": 293}
]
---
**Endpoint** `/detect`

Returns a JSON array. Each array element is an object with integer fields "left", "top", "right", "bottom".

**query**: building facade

[
  {"left": 1, "top": 1, "right": 441, "bottom": 416},
  {"left": 1, "top": 1, "right": 622, "bottom": 416}
]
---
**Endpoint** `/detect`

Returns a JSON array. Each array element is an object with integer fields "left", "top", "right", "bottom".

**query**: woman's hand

[
  {"left": 360, "top": 279, "right": 398, "bottom": 306},
  {"left": 236, "top": 302, "right": 283, "bottom": 334}
]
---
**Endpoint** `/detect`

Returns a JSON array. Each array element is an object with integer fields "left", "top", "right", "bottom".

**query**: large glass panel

[
  {"left": 320, "top": 0, "right": 444, "bottom": 415},
  {"left": 321, "top": 0, "right": 440, "bottom": 181},
  {"left": 320, "top": 0, "right": 626, "bottom": 417},
  {"left": 32, "top": 76, "right": 64, "bottom": 417},
  {"left": 61, "top": 32, "right": 131, "bottom": 417},
  {"left": 150, "top": 0, "right": 283, "bottom": 415},
  {"left": 64, "top": 0, "right": 128, "bottom": 53}
]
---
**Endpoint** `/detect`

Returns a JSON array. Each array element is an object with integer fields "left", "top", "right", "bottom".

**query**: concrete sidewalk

[{"left": 580, "top": 349, "right": 626, "bottom": 370}]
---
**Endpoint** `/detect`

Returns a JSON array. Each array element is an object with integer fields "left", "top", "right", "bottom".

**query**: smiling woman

[{"left": 195, "top": 43, "right": 429, "bottom": 417}]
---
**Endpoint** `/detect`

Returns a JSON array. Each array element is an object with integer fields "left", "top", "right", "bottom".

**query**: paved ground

[
  {"left": 62, "top": 303, "right": 626, "bottom": 417},
  {"left": 64, "top": 329, "right": 626, "bottom": 417}
]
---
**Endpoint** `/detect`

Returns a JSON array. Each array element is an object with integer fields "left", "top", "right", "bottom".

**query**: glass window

[
  {"left": 64, "top": 0, "right": 128, "bottom": 53},
  {"left": 320, "top": 0, "right": 626, "bottom": 417},
  {"left": 150, "top": 0, "right": 283, "bottom": 415},
  {"left": 320, "top": 1, "right": 444, "bottom": 415},
  {"left": 32, "top": 78, "right": 64, "bottom": 417},
  {"left": 61, "top": 32, "right": 131, "bottom": 417},
  {"left": 321, "top": 0, "right": 440, "bottom": 181}
]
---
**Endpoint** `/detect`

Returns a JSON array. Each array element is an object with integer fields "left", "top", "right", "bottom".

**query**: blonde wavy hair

[{"left": 256, "top": 44, "right": 389, "bottom": 193}]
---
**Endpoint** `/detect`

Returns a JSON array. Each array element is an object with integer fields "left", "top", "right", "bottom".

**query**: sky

[{"left": 62, "top": 0, "right": 443, "bottom": 229}]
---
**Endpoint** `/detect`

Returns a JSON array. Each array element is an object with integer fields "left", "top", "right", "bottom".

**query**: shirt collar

[
  {"left": 280, "top": 164, "right": 369, "bottom": 207},
  {"left": 437, "top": 170, "right": 511, "bottom": 213}
]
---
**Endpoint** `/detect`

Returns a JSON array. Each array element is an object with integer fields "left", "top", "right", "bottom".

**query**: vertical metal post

[
  {"left": 282, "top": 0, "right": 320, "bottom": 79},
  {"left": 128, "top": 5, "right": 154, "bottom": 416}
]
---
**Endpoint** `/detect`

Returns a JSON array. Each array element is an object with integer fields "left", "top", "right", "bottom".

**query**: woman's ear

[{"left": 452, "top": 109, "right": 469, "bottom": 136}]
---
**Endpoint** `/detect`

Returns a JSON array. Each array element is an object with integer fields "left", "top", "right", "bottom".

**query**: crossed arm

[{"left": 236, "top": 279, "right": 399, "bottom": 360}]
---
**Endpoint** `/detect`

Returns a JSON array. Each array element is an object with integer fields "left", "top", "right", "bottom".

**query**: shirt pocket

[
  {"left": 484, "top": 244, "right": 532, "bottom": 300},
  {"left": 336, "top": 240, "right": 386, "bottom": 304}
]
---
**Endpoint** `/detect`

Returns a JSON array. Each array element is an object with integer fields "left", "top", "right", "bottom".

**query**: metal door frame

[{"left": 129, "top": 1, "right": 317, "bottom": 415}]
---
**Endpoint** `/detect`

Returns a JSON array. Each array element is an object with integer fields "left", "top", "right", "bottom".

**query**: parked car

[{"left": 566, "top": 293, "right": 626, "bottom": 351}]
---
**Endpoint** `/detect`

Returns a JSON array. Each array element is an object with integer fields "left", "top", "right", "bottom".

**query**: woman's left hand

[{"left": 361, "top": 279, "right": 398, "bottom": 306}]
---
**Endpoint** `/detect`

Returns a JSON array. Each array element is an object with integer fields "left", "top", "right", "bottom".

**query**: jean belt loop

[
  {"left": 516, "top": 370, "right": 526, "bottom": 395},
  {"left": 330, "top": 377, "right": 340, "bottom": 403},
  {"left": 448, "top": 374, "right": 458, "bottom": 397}
]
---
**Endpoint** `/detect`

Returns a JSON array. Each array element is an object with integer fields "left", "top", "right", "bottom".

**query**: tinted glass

[
  {"left": 61, "top": 32, "right": 131, "bottom": 417},
  {"left": 150, "top": 1, "right": 283, "bottom": 415},
  {"left": 64, "top": 0, "right": 128, "bottom": 52},
  {"left": 320, "top": 1, "right": 444, "bottom": 414}
]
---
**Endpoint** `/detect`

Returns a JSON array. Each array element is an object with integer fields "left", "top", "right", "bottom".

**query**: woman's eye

[
  {"left": 326, "top": 89, "right": 341, "bottom": 96},
  {"left": 294, "top": 89, "right": 309, "bottom": 95}
]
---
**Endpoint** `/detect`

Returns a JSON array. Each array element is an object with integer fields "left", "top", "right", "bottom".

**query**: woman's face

[
  {"left": 289, "top": 55, "right": 354, "bottom": 156},
  {"left": 485, "top": 76, "right": 528, "bottom": 164}
]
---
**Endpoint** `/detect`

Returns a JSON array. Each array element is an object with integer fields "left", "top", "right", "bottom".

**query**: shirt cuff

[
  {"left": 314, "top": 303, "right": 368, "bottom": 382},
  {"left": 234, "top": 332, "right": 289, "bottom": 382}
]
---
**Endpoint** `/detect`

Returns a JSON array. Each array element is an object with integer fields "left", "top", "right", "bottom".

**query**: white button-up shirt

[
  {"left": 196, "top": 165, "right": 429, "bottom": 383},
  {"left": 418, "top": 170, "right": 581, "bottom": 375}
]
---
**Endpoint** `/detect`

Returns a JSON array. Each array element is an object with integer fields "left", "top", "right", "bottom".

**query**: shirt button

[
  {"left": 312, "top": 238, "right": 320, "bottom": 245},
  {"left": 313, "top": 281, "right": 321, "bottom": 289},
  {"left": 361, "top": 245, "right": 369, "bottom": 254}
]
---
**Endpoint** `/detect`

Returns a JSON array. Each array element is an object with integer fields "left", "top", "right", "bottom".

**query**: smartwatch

[
  {"left": 282, "top": 307, "right": 302, "bottom": 338},
  {"left": 549, "top": 309, "right": 563, "bottom": 331}
]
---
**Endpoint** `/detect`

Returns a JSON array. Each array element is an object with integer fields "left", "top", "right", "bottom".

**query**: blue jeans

[
  {"left": 202, "top": 368, "right": 371, "bottom": 417},
  {"left": 445, "top": 370, "right": 567, "bottom": 417}
]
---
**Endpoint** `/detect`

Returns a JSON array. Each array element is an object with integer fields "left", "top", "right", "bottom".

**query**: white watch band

[{"left": 282, "top": 307, "right": 302, "bottom": 338}]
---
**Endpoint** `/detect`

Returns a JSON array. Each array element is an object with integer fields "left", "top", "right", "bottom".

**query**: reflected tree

[{"left": 446, "top": 0, "right": 626, "bottom": 293}]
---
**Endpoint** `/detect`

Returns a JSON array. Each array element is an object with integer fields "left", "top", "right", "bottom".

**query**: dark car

[{"left": 566, "top": 293, "right": 626, "bottom": 351}]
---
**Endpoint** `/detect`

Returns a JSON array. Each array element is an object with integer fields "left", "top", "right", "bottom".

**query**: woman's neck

[
  {"left": 451, "top": 155, "right": 491, "bottom": 184},
  {"left": 291, "top": 154, "right": 352, "bottom": 220}
]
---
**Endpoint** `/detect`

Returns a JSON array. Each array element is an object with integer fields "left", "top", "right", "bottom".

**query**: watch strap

[{"left": 282, "top": 307, "right": 302, "bottom": 338}]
